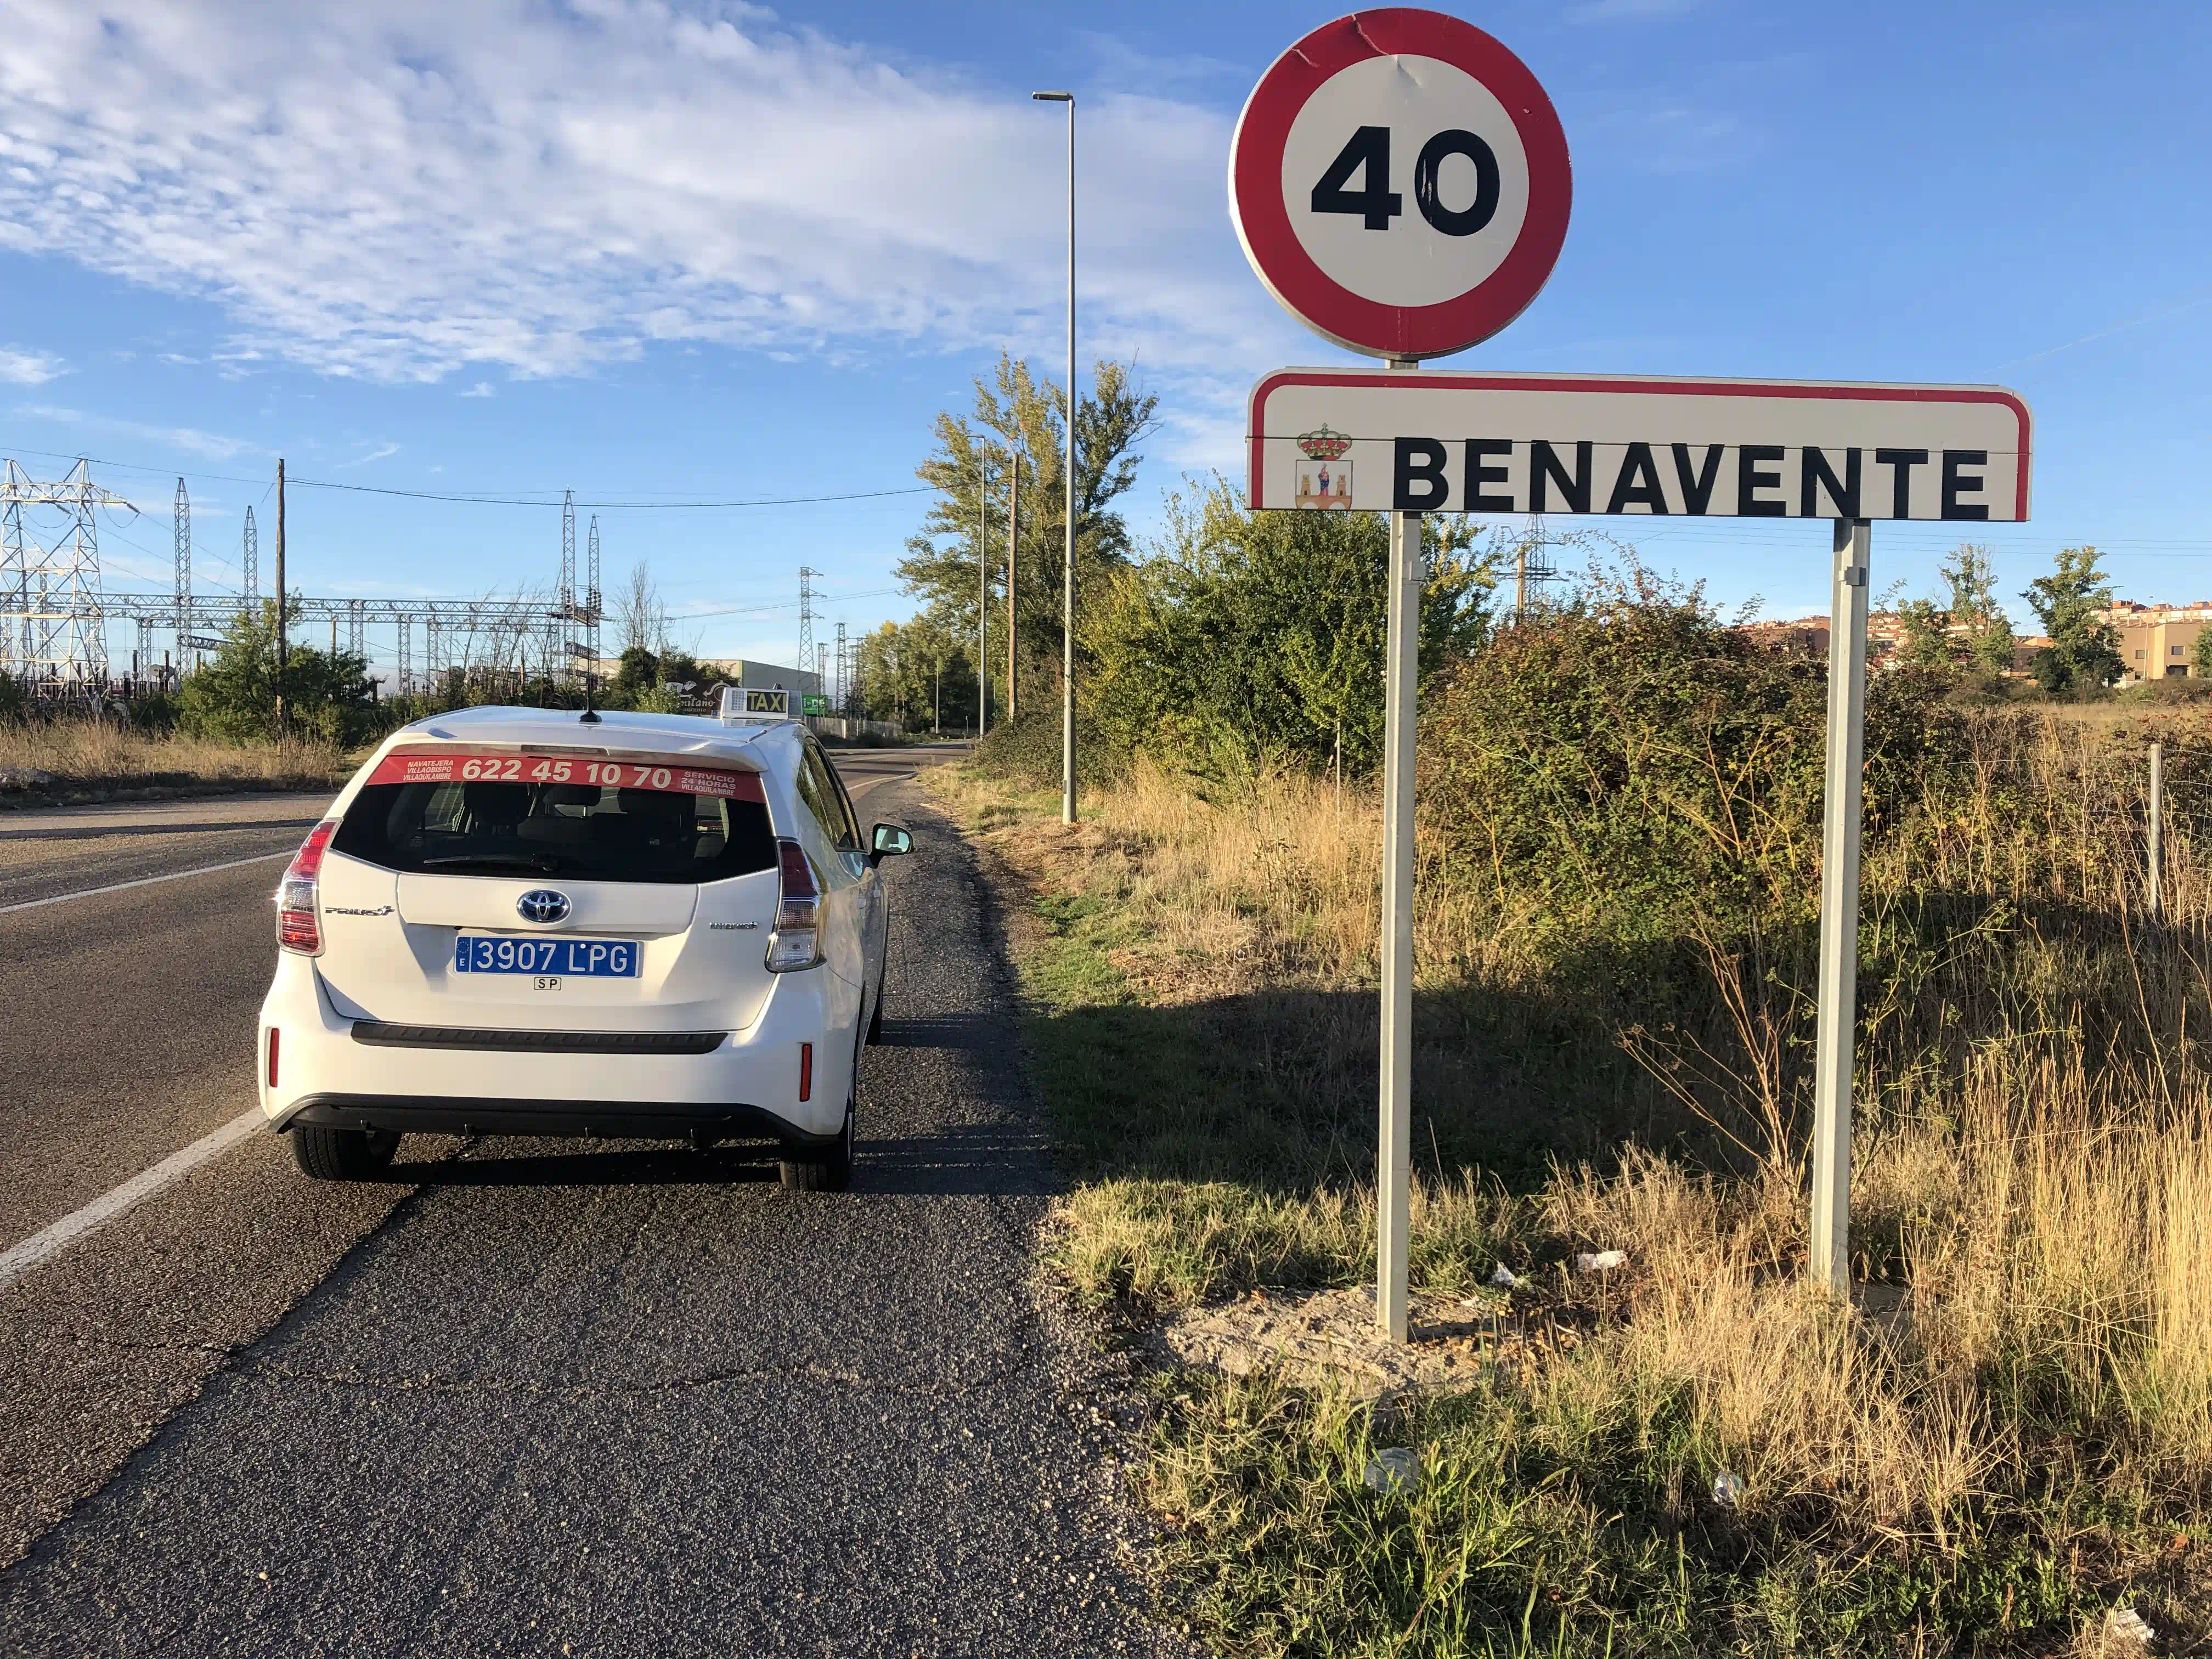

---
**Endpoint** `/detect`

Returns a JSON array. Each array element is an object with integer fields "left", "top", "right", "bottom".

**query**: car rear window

[{"left": 331, "top": 749, "right": 776, "bottom": 885}]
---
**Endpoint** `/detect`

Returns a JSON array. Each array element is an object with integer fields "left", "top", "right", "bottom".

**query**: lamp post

[
  {"left": 1032, "top": 89, "right": 1076, "bottom": 825},
  {"left": 977, "top": 475, "right": 989, "bottom": 741}
]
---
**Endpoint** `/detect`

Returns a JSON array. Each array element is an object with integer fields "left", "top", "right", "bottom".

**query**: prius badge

[{"left": 517, "top": 889, "right": 572, "bottom": 925}]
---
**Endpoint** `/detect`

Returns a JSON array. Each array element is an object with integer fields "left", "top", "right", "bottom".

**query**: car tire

[
  {"left": 290, "top": 1124, "right": 401, "bottom": 1181},
  {"left": 780, "top": 1093, "right": 854, "bottom": 1193}
]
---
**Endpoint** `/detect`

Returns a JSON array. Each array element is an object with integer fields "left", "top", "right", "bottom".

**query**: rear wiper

[{"left": 420, "top": 852, "right": 565, "bottom": 873}]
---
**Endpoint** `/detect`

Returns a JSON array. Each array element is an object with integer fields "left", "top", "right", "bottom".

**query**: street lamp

[{"left": 1032, "top": 89, "right": 1076, "bottom": 826}]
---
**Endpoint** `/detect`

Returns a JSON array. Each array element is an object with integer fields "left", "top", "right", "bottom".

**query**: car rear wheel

[
  {"left": 780, "top": 1093, "right": 854, "bottom": 1193},
  {"left": 290, "top": 1124, "right": 401, "bottom": 1181}
]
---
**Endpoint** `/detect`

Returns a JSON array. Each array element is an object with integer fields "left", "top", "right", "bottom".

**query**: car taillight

[
  {"left": 276, "top": 819, "right": 340, "bottom": 955},
  {"left": 765, "top": 837, "right": 823, "bottom": 972},
  {"left": 266, "top": 1028, "right": 280, "bottom": 1088}
]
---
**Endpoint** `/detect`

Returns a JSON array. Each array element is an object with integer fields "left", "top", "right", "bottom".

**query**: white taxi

[{"left": 256, "top": 691, "right": 910, "bottom": 1190}]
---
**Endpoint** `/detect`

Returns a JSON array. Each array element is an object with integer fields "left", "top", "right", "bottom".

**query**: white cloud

[
  {"left": 0, "top": 346, "right": 67, "bottom": 383},
  {"left": 459, "top": 380, "right": 496, "bottom": 398},
  {"left": 333, "top": 442, "right": 400, "bottom": 468},
  {"left": 9, "top": 402, "right": 261, "bottom": 461},
  {"left": 0, "top": 1, "right": 1279, "bottom": 399},
  {"left": 1583, "top": 99, "right": 1757, "bottom": 173}
]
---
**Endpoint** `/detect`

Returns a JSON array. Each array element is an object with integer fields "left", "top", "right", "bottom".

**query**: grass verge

[
  {"left": 933, "top": 759, "right": 2211, "bottom": 1657},
  {"left": 0, "top": 718, "right": 349, "bottom": 805}
]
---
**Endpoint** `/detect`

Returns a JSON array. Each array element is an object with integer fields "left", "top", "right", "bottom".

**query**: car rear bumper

[
  {"left": 283, "top": 1094, "right": 843, "bottom": 1147},
  {"left": 256, "top": 952, "right": 860, "bottom": 1141}
]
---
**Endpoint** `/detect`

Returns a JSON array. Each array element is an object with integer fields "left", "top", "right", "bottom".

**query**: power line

[
  {"left": 287, "top": 478, "right": 934, "bottom": 510},
  {"left": 0, "top": 444, "right": 929, "bottom": 511},
  {"left": 671, "top": 586, "right": 902, "bottom": 621}
]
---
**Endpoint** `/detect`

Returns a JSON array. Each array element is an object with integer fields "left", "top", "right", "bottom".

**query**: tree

[
  {"left": 2023, "top": 546, "right": 2124, "bottom": 694},
  {"left": 1895, "top": 545, "right": 2015, "bottom": 678},
  {"left": 180, "top": 602, "right": 377, "bottom": 743},
  {"left": 2193, "top": 627, "right": 2212, "bottom": 679},
  {"left": 1940, "top": 543, "right": 2016, "bottom": 674},
  {"left": 893, "top": 352, "right": 1159, "bottom": 703},
  {"left": 614, "top": 562, "right": 668, "bottom": 657},
  {"left": 1894, "top": 598, "right": 1956, "bottom": 671},
  {"left": 853, "top": 616, "right": 971, "bottom": 732},
  {"left": 1081, "top": 482, "right": 1494, "bottom": 774}
]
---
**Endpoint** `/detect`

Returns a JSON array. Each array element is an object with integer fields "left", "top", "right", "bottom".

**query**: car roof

[{"left": 380, "top": 705, "right": 808, "bottom": 771}]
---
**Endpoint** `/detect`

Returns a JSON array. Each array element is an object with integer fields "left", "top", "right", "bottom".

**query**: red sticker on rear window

[{"left": 366, "top": 747, "right": 764, "bottom": 800}]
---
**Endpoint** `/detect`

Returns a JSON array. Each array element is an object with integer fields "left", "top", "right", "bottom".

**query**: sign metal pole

[
  {"left": 1376, "top": 363, "right": 1421, "bottom": 1342},
  {"left": 1809, "top": 517, "right": 1870, "bottom": 1297}
]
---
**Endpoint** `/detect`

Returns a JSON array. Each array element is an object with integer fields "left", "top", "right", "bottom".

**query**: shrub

[
  {"left": 178, "top": 607, "right": 380, "bottom": 745},
  {"left": 1419, "top": 595, "right": 1968, "bottom": 944}
]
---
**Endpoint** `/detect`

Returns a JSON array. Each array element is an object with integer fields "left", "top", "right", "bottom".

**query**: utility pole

[
  {"left": 2149, "top": 741, "right": 2166, "bottom": 926},
  {"left": 586, "top": 515, "right": 602, "bottom": 673},
  {"left": 1006, "top": 449, "right": 1019, "bottom": 723},
  {"left": 835, "top": 620, "right": 848, "bottom": 718},
  {"left": 1031, "top": 87, "right": 1076, "bottom": 822},
  {"left": 797, "top": 566, "right": 817, "bottom": 698},
  {"left": 174, "top": 479, "right": 191, "bottom": 674},
  {"left": 273, "top": 459, "right": 287, "bottom": 736},
  {"left": 242, "top": 505, "right": 258, "bottom": 600},
  {"left": 976, "top": 473, "right": 989, "bottom": 739}
]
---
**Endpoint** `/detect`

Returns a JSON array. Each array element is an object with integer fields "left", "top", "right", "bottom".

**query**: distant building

[
  {"left": 1734, "top": 613, "right": 1914, "bottom": 664},
  {"left": 2098, "top": 602, "right": 2210, "bottom": 684},
  {"left": 1735, "top": 617, "right": 1830, "bottom": 656},
  {"left": 581, "top": 654, "right": 821, "bottom": 696}
]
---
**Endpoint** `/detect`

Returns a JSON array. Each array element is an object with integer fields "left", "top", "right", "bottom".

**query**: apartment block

[{"left": 2101, "top": 602, "right": 2210, "bottom": 684}]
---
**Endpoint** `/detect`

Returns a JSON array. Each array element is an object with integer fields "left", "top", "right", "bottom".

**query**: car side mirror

[{"left": 868, "top": 822, "right": 913, "bottom": 865}]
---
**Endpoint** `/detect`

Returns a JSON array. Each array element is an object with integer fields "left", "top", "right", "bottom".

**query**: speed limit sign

[{"left": 1229, "top": 9, "right": 1571, "bottom": 360}]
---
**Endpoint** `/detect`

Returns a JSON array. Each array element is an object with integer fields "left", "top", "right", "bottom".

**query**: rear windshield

[{"left": 332, "top": 763, "right": 776, "bottom": 886}]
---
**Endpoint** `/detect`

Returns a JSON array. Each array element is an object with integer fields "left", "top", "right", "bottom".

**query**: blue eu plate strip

[{"left": 454, "top": 937, "right": 640, "bottom": 977}]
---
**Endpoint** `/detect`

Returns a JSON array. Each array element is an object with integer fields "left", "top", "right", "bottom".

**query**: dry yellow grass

[
  {"left": 0, "top": 718, "right": 348, "bottom": 795},
  {"left": 935, "top": 720, "right": 2212, "bottom": 1648}
]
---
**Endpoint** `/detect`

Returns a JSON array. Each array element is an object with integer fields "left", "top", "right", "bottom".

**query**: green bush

[
  {"left": 1419, "top": 596, "right": 1968, "bottom": 943},
  {"left": 969, "top": 709, "right": 1108, "bottom": 792},
  {"left": 1081, "top": 483, "right": 1491, "bottom": 778},
  {"left": 178, "top": 606, "right": 381, "bottom": 746}
]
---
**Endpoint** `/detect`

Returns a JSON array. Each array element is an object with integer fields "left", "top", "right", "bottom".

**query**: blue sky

[{"left": 1, "top": 0, "right": 2208, "bottom": 678}]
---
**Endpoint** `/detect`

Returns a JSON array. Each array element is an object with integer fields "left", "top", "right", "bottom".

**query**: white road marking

[
  {"left": 0, "top": 850, "right": 292, "bottom": 917},
  {"left": 0, "top": 1109, "right": 263, "bottom": 1293}
]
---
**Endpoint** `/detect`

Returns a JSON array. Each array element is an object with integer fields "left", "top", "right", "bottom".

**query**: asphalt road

[{"left": 0, "top": 744, "right": 1193, "bottom": 1657}]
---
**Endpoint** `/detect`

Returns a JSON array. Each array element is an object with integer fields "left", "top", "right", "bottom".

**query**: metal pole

[
  {"left": 1376, "top": 358, "right": 1421, "bottom": 1344},
  {"left": 273, "top": 459, "right": 287, "bottom": 737},
  {"left": 1007, "top": 450, "right": 1019, "bottom": 724},
  {"left": 1809, "top": 518, "right": 1870, "bottom": 1297},
  {"left": 2149, "top": 741, "right": 2165, "bottom": 926},
  {"left": 977, "top": 477, "right": 988, "bottom": 738},
  {"left": 1060, "top": 97, "right": 1077, "bottom": 826}
]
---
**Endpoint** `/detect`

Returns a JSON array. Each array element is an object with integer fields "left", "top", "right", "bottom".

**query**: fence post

[{"left": 2148, "top": 741, "right": 2165, "bottom": 926}]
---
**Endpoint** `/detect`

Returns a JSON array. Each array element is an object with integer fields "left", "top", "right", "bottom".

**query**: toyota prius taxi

[{"left": 256, "top": 691, "right": 911, "bottom": 1190}]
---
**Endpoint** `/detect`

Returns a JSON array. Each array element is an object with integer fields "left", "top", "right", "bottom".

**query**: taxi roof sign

[{"left": 718, "top": 686, "right": 796, "bottom": 723}]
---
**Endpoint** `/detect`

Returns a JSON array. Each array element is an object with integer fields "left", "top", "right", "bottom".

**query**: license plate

[{"left": 453, "top": 936, "right": 640, "bottom": 977}]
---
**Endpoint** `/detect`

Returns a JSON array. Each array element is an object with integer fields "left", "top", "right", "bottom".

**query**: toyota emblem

[{"left": 516, "top": 889, "right": 572, "bottom": 924}]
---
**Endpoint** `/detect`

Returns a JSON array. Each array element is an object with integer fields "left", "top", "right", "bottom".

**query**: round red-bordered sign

[{"left": 1229, "top": 9, "right": 1571, "bottom": 360}]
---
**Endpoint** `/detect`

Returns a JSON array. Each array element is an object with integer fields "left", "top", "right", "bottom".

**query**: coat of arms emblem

[{"left": 1293, "top": 425, "right": 1353, "bottom": 510}]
